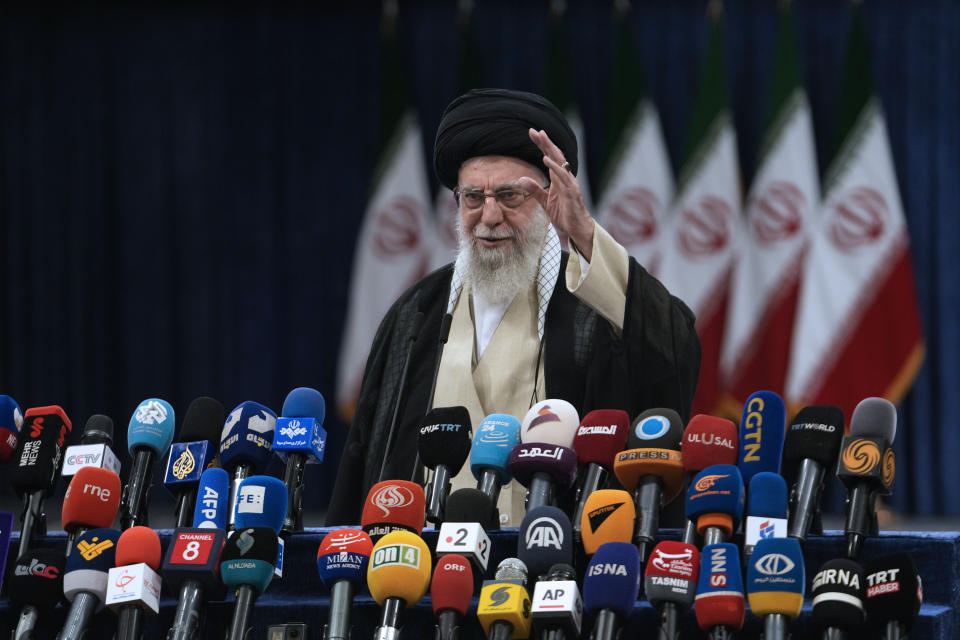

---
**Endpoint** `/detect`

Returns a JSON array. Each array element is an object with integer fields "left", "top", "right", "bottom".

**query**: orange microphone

[
  {"left": 62, "top": 466, "right": 122, "bottom": 554},
  {"left": 105, "top": 526, "right": 163, "bottom": 640}
]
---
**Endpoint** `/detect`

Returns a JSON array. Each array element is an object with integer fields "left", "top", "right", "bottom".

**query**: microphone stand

[
  {"left": 378, "top": 311, "right": 424, "bottom": 483},
  {"left": 411, "top": 312, "right": 452, "bottom": 483}
]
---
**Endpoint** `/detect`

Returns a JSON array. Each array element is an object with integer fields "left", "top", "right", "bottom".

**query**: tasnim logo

[
  {"left": 77, "top": 537, "right": 114, "bottom": 561},
  {"left": 650, "top": 547, "right": 694, "bottom": 575},
  {"left": 694, "top": 474, "right": 729, "bottom": 492},
  {"left": 842, "top": 439, "right": 880, "bottom": 474},
  {"left": 172, "top": 448, "right": 195, "bottom": 480},
  {"left": 371, "top": 485, "right": 414, "bottom": 517}
]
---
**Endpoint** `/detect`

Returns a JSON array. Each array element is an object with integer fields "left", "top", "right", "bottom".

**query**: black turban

[{"left": 433, "top": 88, "right": 578, "bottom": 190}]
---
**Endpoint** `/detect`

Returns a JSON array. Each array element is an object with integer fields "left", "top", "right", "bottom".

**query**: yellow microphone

[
  {"left": 580, "top": 489, "right": 636, "bottom": 555},
  {"left": 477, "top": 558, "right": 532, "bottom": 640},
  {"left": 366, "top": 530, "right": 432, "bottom": 640}
]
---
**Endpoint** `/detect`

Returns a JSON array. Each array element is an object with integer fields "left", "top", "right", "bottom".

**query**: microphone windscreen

[
  {"left": 685, "top": 464, "right": 745, "bottom": 525},
  {"left": 507, "top": 443, "right": 577, "bottom": 487},
  {"left": 317, "top": 528, "right": 373, "bottom": 588},
  {"left": 471, "top": 414, "right": 521, "bottom": 484},
  {"left": 219, "top": 401, "right": 277, "bottom": 471},
  {"left": 281, "top": 387, "right": 326, "bottom": 420},
  {"left": 582, "top": 541, "right": 641, "bottom": 618},
  {"left": 367, "top": 530, "right": 432, "bottom": 606},
  {"left": 115, "top": 526, "right": 163, "bottom": 570},
  {"left": 10, "top": 405, "right": 72, "bottom": 496},
  {"left": 361, "top": 480, "right": 426, "bottom": 538},
  {"left": 850, "top": 396, "right": 897, "bottom": 441},
  {"left": 573, "top": 409, "right": 630, "bottom": 467},
  {"left": 220, "top": 526, "right": 279, "bottom": 593},
  {"left": 431, "top": 553, "right": 474, "bottom": 616},
  {"left": 695, "top": 543, "right": 745, "bottom": 631},
  {"left": 63, "top": 528, "right": 121, "bottom": 602},
  {"left": 627, "top": 408, "right": 684, "bottom": 450},
  {"left": 235, "top": 475, "right": 288, "bottom": 532},
  {"left": 0, "top": 395, "right": 21, "bottom": 463},
  {"left": 445, "top": 488, "right": 495, "bottom": 529},
  {"left": 192, "top": 467, "right": 230, "bottom": 529},
  {"left": 746, "top": 472, "right": 787, "bottom": 519},
  {"left": 738, "top": 390, "right": 785, "bottom": 482},
  {"left": 179, "top": 396, "right": 225, "bottom": 444},
  {"left": 682, "top": 414, "right": 738, "bottom": 473},
  {"left": 62, "top": 466, "right": 121, "bottom": 532},
  {"left": 8, "top": 548, "right": 65, "bottom": 609},
  {"left": 417, "top": 406, "right": 472, "bottom": 474},
  {"left": 781, "top": 405, "right": 845, "bottom": 469},
  {"left": 81, "top": 414, "right": 114, "bottom": 446},
  {"left": 518, "top": 506, "right": 573, "bottom": 578},
  {"left": 127, "top": 398, "right": 176, "bottom": 456},
  {"left": 746, "top": 537, "right": 805, "bottom": 618},
  {"left": 580, "top": 489, "right": 635, "bottom": 554},
  {"left": 811, "top": 558, "right": 866, "bottom": 630},
  {"left": 645, "top": 541, "right": 699, "bottom": 608},
  {"left": 520, "top": 399, "right": 580, "bottom": 446},
  {"left": 865, "top": 553, "right": 922, "bottom": 629}
]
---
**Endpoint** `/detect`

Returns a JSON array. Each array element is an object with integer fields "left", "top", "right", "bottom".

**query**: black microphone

[
  {"left": 164, "top": 397, "right": 224, "bottom": 527},
  {"left": 119, "top": 398, "right": 176, "bottom": 529},
  {"left": 10, "top": 548, "right": 65, "bottom": 640},
  {"left": 378, "top": 310, "right": 425, "bottom": 483},
  {"left": 865, "top": 553, "right": 922, "bottom": 640},
  {"left": 221, "top": 527, "right": 280, "bottom": 640},
  {"left": 811, "top": 558, "right": 866, "bottom": 640},
  {"left": 410, "top": 312, "right": 452, "bottom": 483},
  {"left": 61, "top": 414, "right": 121, "bottom": 477},
  {"left": 419, "top": 406, "right": 472, "bottom": 524}
]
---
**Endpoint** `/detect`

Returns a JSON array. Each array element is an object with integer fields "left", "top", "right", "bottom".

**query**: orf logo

[
  {"left": 371, "top": 484, "right": 415, "bottom": 518},
  {"left": 607, "top": 187, "right": 660, "bottom": 245},
  {"left": 373, "top": 195, "right": 424, "bottom": 258},
  {"left": 694, "top": 474, "right": 729, "bottom": 492},
  {"left": 677, "top": 196, "right": 734, "bottom": 257},
  {"left": 750, "top": 181, "right": 805, "bottom": 245},
  {"left": 828, "top": 187, "right": 887, "bottom": 251},
  {"left": 842, "top": 439, "right": 880, "bottom": 474}
]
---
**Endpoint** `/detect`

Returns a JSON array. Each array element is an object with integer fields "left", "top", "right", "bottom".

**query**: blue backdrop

[{"left": 0, "top": 0, "right": 956, "bottom": 520}]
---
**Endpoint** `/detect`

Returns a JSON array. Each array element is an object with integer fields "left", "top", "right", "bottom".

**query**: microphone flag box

[
  {"left": 531, "top": 579, "right": 582, "bottom": 632},
  {"left": 838, "top": 435, "right": 895, "bottom": 492},
  {"left": 745, "top": 517, "right": 787, "bottom": 549},
  {"left": 436, "top": 522, "right": 491, "bottom": 571},
  {"left": 106, "top": 562, "right": 162, "bottom": 614},
  {"left": 164, "top": 442, "right": 216, "bottom": 487},
  {"left": 274, "top": 537, "right": 285, "bottom": 577},
  {"left": 62, "top": 444, "right": 122, "bottom": 476},
  {"left": 272, "top": 417, "right": 326, "bottom": 463},
  {"left": 161, "top": 527, "right": 226, "bottom": 599}
]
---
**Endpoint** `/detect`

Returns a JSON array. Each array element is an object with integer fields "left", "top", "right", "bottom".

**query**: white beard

[{"left": 456, "top": 206, "right": 550, "bottom": 305}]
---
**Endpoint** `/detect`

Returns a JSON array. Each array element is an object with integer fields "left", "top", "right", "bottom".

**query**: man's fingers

[
  {"left": 543, "top": 155, "right": 576, "bottom": 188},
  {"left": 528, "top": 128, "right": 565, "bottom": 166}
]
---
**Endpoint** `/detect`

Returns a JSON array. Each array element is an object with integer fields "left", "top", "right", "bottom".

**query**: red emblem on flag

[
  {"left": 750, "top": 181, "right": 805, "bottom": 245},
  {"left": 373, "top": 196, "right": 423, "bottom": 258},
  {"left": 828, "top": 187, "right": 887, "bottom": 251},
  {"left": 678, "top": 196, "right": 733, "bottom": 257},
  {"left": 607, "top": 187, "right": 660, "bottom": 245}
]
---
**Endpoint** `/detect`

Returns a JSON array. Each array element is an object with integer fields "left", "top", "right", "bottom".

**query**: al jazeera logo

[
  {"left": 842, "top": 439, "right": 881, "bottom": 474},
  {"left": 172, "top": 447, "right": 196, "bottom": 480},
  {"left": 77, "top": 536, "right": 115, "bottom": 561}
]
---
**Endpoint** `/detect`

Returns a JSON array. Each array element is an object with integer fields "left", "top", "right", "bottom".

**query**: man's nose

[{"left": 479, "top": 196, "right": 505, "bottom": 226}]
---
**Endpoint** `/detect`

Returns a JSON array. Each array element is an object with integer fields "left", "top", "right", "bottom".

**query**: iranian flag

[
  {"left": 595, "top": 13, "right": 674, "bottom": 272},
  {"left": 336, "top": 28, "right": 433, "bottom": 420},
  {"left": 720, "top": 6, "right": 818, "bottom": 412},
  {"left": 786, "top": 10, "right": 924, "bottom": 418},
  {"left": 657, "top": 13, "right": 742, "bottom": 416}
]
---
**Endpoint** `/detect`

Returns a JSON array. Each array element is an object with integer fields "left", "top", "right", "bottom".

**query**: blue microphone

[
  {"left": 738, "top": 390, "right": 785, "bottom": 485},
  {"left": 234, "top": 475, "right": 288, "bottom": 533},
  {"left": 470, "top": 414, "right": 521, "bottom": 518},
  {"left": 583, "top": 542, "right": 641, "bottom": 640},
  {"left": 192, "top": 467, "right": 230, "bottom": 529},
  {"left": 746, "top": 537, "right": 805, "bottom": 640},
  {"left": 744, "top": 472, "right": 788, "bottom": 563},
  {"left": 165, "top": 397, "right": 224, "bottom": 527},
  {"left": 221, "top": 527, "right": 279, "bottom": 640},
  {"left": 686, "top": 464, "right": 744, "bottom": 546},
  {"left": 120, "top": 398, "right": 176, "bottom": 529},
  {"left": 695, "top": 543, "right": 746, "bottom": 636},
  {"left": 219, "top": 401, "right": 277, "bottom": 531},
  {"left": 58, "top": 528, "right": 122, "bottom": 640},
  {"left": 272, "top": 387, "right": 326, "bottom": 534}
]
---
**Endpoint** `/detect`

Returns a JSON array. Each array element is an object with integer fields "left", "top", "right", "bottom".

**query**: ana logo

[
  {"left": 172, "top": 448, "right": 195, "bottom": 480},
  {"left": 135, "top": 400, "right": 168, "bottom": 425},
  {"left": 524, "top": 517, "right": 563, "bottom": 550},
  {"left": 828, "top": 187, "right": 887, "bottom": 251},
  {"left": 634, "top": 415, "right": 670, "bottom": 440},
  {"left": 650, "top": 547, "right": 695, "bottom": 577},
  {"left": 755, "top": 553, "right": 795, "bottom": 576},
  {"left": 115, "top": 573, "right": 135, "bottom": 590},
  {"left": 236, "top": 530, "right": 255, "bottom": 555},
  {"left": 373, "top": 195, "right": 424, "bottom": 258},
  {"left": 29, "top": 417, "right": 44, "bottom": 438},
  {"left": 280, "top": 422, "right": 308, "bottom": 439},
  {"left": 694, "top": 474, "right": 729, "bottom": 492},
  {"left": 489, "top": 585, "right": 511, "bottom": 607},
  {"left": 678, "top": 195, "right": 733, "bottom": 257},
  {"left": 842, "top": 439, "right": 881, "bottom": 474},
  {"left": 77, "top": 536, "right": 115, "bottom": 561},
  {"left": 749, "top": 181, "right": 805, "bottom": 245},
  {"left": 371, "top": 485, "right": 415, "bottom": 518},
  {"left": 527, "top": 405, "right": 561, "bottom": 431},
  {"left": 607, "top": 186, "right": 660, "bottom": 245},
  {"left": 882, "top": 448, "right": 896, "bottom": 487}
]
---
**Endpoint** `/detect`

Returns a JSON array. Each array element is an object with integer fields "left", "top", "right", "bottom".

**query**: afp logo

[{"left": 524, "top": 517, "right": 563, "bottom": 550}]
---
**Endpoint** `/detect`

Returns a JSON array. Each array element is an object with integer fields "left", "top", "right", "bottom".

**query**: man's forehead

[{"left": 458, "top": 155, "right": 546, "bottom": 186}]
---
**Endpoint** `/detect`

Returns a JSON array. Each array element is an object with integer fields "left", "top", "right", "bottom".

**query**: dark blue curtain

[{"left": 0, "top": 0, "right": 957, "bottom": 520}]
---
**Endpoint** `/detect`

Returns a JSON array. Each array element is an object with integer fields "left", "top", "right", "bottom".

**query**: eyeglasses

[{"left": 454, "top": 186, "right": 534, "bottom": 210}]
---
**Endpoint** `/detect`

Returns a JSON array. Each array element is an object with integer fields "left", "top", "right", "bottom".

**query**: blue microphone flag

[
  {"left": 471, "top": 414, "right": 522, "bottom": 484},
  {"left": 219, "top": 401, "right": 276, "bottom": 471},
  {"left": 234, "top": 475, "right": 288, "bottom": 532}
]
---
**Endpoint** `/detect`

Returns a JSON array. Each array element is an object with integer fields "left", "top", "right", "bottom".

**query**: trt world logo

[
  {"left": 524, "top": 517, "right": 563, "bottom": 550},
  {"left": 280, "top": 420, "right": 307, "bottom": 439},
  {"left": 754, "top": 553, "right": 795, "bottom": 577}
]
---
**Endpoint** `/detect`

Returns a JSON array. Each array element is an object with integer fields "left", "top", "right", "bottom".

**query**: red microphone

[
  {"left": 361, "top": 480, "right": 425, "bottom": 542},
  {"left": 645, "top": 541, "right": 700, "bottom": 639},
  {"left": 431, "top": 553, "right": 474, "bottom": 640},
  {"left": 107, "top": 527, "right": 163, "bottom": 640},
  {"left": 571, "top": 410, "right": 630, "bottom": 544},
  {"left": 62, "top": 466, "right": 122, "bottom": 553},
  {"left": 680, "top": 415, "right": 738, "bottom": 545}
]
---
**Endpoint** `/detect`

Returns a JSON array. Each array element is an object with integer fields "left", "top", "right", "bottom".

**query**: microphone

[
  {"left": 611, "top": 408, "right": 685, "bottom": 562},
  {"left": 438, "top": 489, "right": 493, "bottom": 571},
  {"left": 9, "top": 548, "right": 65, "bottom": 640},
  {"left": 57, "top": 527, "right": 121, "bottom": 640},
  {"left": 219, "top": 400, "right": 277, "bottom": 531},
  {"left": 317, "top": 529, "right": 373, "bottom": 640},
  {"left": 0, "top": 394, "right": 23, "bottom": 463},
  {"left": 361, "top": 479, "right": 426, "bottom": 542},
  {"left": 695, "top": 543, "right": 745, "bottom": 639},
  {"left": 531, "top": 563, "right": 582, "bottom": 640},
  {"left": 471, "top": 413, "right": 522, "bottom": 524},
  {"left": 743, "top": 471, "right": 788, "bottom": 563},
  {"left": 192, "top": 466, "right": 230, "bottom": 529},
  {"left": 570, "top": 409, "right": 630, "bottom": 544},
  {"left": 838, "top": 396, "right": 897, "bottom": 559},
  {"left": 746, "top": 537, "right": 805, "bottom": 640},
  {"left": 518, "top": 506, "right": 573, "bottom": 581},
  {"left": 273, "top": 387, "right": 327, "bottom": 534},
  {"left": 61, "top": 466, "right": 121, "bottom": 553},
  {"left": 477, "top": 558, "right": 532, "bottom": 640},
  {"left": 235, "top": 475, "right": 288, "bottom": 577},
  {"left": 10, "top": 405, "right": 72, "bottom": 558},
  {"left": 782, "top": 405, "right": 845, "bottom": 544},
  {"left": 164, "top": 397, "right": 224, "bottom": 528},
  {"left": 737, "top": 390, "right": 786, "bottom": 485},
  {"left": 367, "top": 530, "right": 433, "bottom": 640},
  {"left": 579, "top": 489, "right": 635, "bottom": 555},
  {"left": 582, "top": 542, "right": 641, "bottom": 640},
  {"left": 811, "top": 558, "right": 866, "bottom": 639},
  {"left": 680, "top": 414, "right": 738, "bottom": 545},
  {"left": 378, "top": 310, "right": 425, "bottom": 483},
  {"left": 418, "top": 406, "right": 472, "bottom": 524},
  {"left": 221, "top": 527, "right": 280, "bottom": 640},
  {"left": 685, "top": 464, "right": 745, "bottom": 546},
  {"left": 509, "top": 399, "right": 580, "bottom": 512},
  {"left": 106, "top": 526, "right": 163, "bottom": 640},
  {"left": 645, "top": 541, "right": 699, "bottom": 640},
  {"left": 865, "top": 553, "right": 922, "bottom": 639},
  {"left": 120, "top": 398, "right": 176, "bottom": 529},
  {"left": 61, "top": 414, "right": 121, "bottom": 477},
  {"left": 431, "top": 553, "right": 474, "bottom": 640}
]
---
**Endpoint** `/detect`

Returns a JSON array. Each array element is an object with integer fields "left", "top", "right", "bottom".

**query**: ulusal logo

[
  {"left": 371, "top": 485, "right": 415, "bottom": 518},
  {"left": 650, "top": 548, "right": 695, "bottom": 577},
  {"left": 694, "top": 474, "right": 729, "bottom": 492},
  {"left": 686, "top": 431, "right": 736, "bottom": 450},
  {"left": 15, "top": 559, "right": 60, "bottom": 579},
  {"left": 135, "top": 400, "right": 168, "bottom": 425}
]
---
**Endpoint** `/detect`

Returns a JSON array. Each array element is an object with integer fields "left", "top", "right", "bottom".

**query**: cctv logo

[
  {"left": 524, "top": 517, "right": 563, "bottom": 550},
  {"left": 237, "top": 485, "right": 266, "bottom": 514}
]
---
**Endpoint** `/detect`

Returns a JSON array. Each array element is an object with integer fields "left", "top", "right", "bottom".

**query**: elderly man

[{"left": 327, "top": 88, "right": 699, "bottom": 526}]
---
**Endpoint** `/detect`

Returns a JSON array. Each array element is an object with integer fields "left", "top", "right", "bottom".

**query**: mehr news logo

[
  {"left": 77, "top": 536, "right": 115, "bottom": 561},
  {"left": 172, "top": 448, "right": 196, "bottom": 480},
  {"left": 369, "top": 543, "right": 422, "bottom": 572},
  {"left": 842, "top": 439, "right": 880, "bottom": 474}
]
